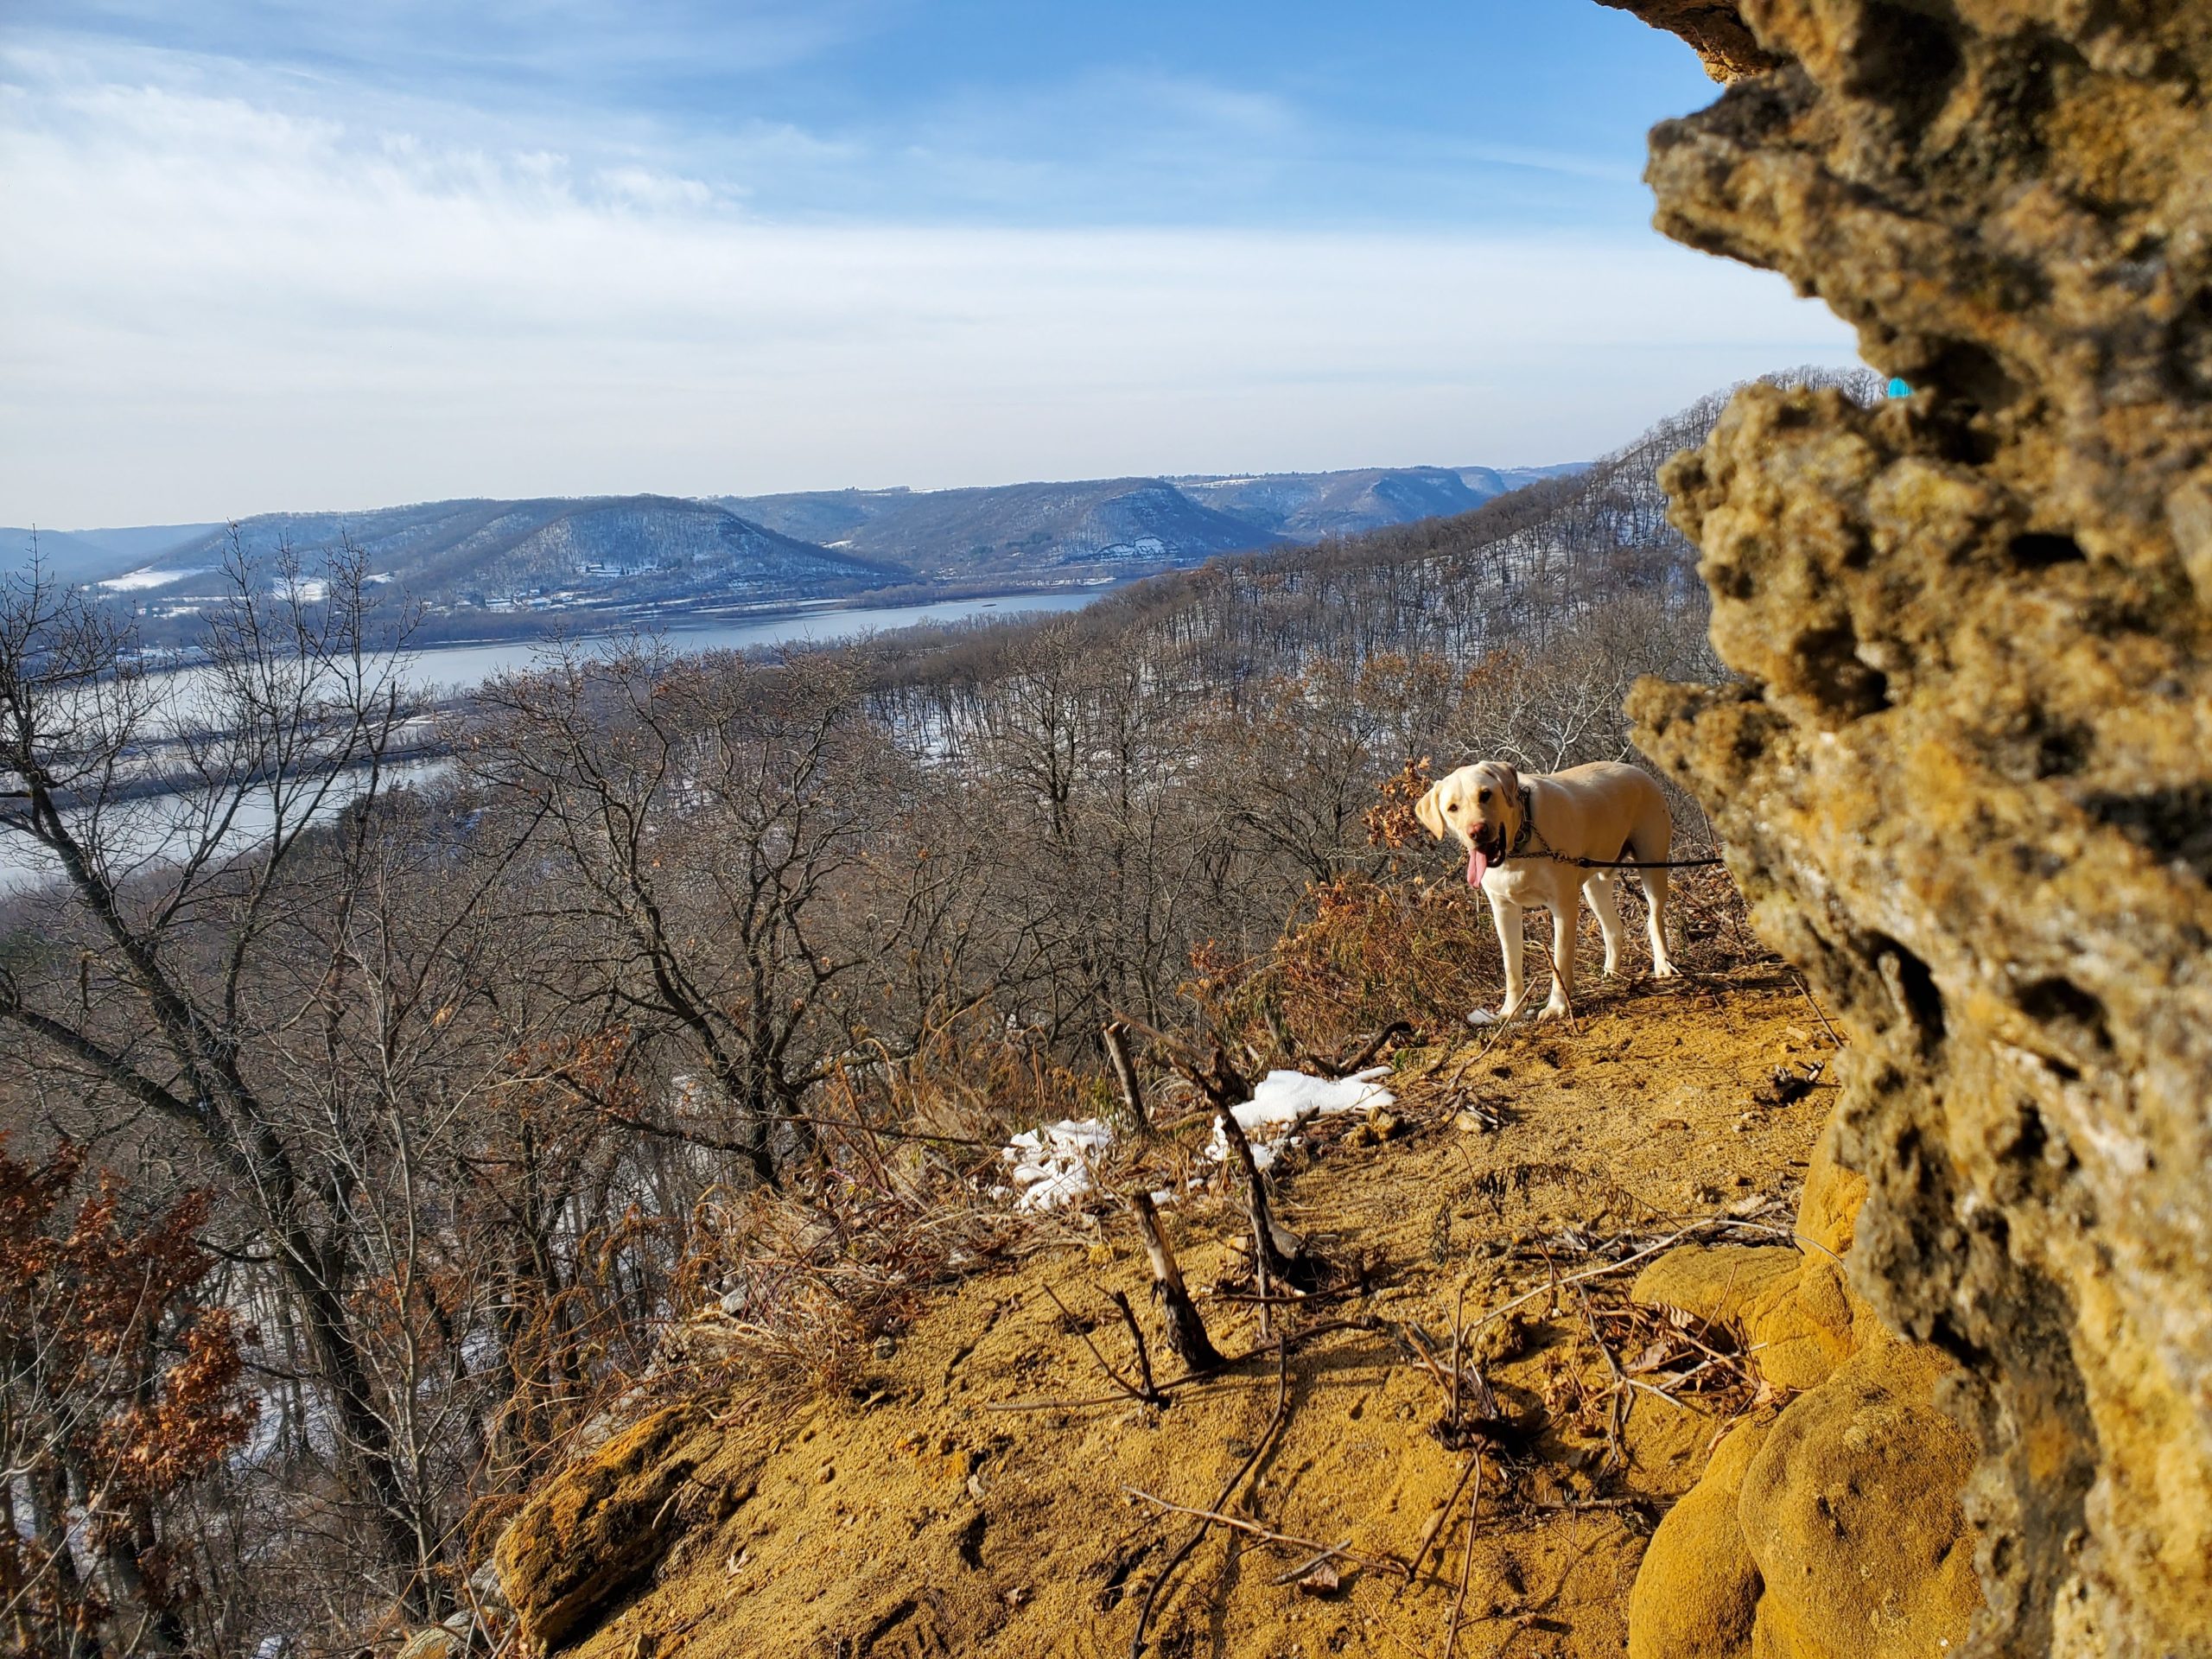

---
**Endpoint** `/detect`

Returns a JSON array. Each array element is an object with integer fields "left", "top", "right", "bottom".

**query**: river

[
  {"left": 381, "top": 588, "right": 1108, "bottom": 696},
  {"left": 0, "top": 587, "right": 1109, "bottom": 894}
]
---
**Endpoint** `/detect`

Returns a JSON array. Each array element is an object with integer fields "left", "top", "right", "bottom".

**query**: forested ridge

[{"left": 0, "top": 369, "right": 1872, "bottom": 1657}]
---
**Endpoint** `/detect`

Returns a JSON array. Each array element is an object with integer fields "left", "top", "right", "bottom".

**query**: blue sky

[{"left": 0, "top": 2, "right": 1858, "bottom": 527}]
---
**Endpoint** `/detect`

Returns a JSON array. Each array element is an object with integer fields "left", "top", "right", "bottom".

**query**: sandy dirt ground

[{"left": 543, "top": 964, "right": 1837, "bottom": 1659}]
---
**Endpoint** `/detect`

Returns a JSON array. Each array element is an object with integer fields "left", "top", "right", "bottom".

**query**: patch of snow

[
  {"left": 1001, "top": 1117, "right": 1114, "bottom": 1211},
  {"left": 98, "top": 565, "right": 212, "bottom": 592},
  {"left": 1209, "top": 1066, "right": 1395, "bottom": 1172},
  {"left": 995, "top": 1066, "right": 1396, "bottom": 1210},
  {"left": 1466, "top": 1007, "right": 1499, "bottom": 1027}
]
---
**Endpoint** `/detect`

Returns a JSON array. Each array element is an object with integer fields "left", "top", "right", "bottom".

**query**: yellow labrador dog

[{"left": 1417, "top": 760, "right": 1677, "bottom": 1020}]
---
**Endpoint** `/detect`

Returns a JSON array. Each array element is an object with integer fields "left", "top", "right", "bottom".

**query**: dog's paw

[
  {"left": 1537, "top": 1001, "right": 1571, "bottom": 1022},
  {"left": 1651, "top": 962, "right": 1680, "bottom": 980}
]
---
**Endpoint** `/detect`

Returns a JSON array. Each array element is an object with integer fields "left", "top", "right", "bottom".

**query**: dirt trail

[{"left": 530, "top": 969, "right": 1834, "bottom": 1659}]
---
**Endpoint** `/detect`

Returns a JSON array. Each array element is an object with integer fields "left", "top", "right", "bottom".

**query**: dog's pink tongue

[{"left": 1467, "top": 844, "right": 1489, "bottom": 887}]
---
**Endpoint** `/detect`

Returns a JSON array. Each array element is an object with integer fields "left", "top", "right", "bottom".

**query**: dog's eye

[{"left": 1477, "top": 788, "right": 1491, "bottom": 804}]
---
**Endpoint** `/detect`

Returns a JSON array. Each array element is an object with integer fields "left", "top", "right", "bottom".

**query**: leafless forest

[{"left": 0, "top": 371, "right": 1873, "bottom": 1657}]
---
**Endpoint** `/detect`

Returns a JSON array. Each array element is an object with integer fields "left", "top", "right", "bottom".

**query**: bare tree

[
  {"left": 469, "top": 644, "right": 894, "bottom": 1183},
  {"left": 0, "top": 537, "right": 457, "bottom": 1618}
]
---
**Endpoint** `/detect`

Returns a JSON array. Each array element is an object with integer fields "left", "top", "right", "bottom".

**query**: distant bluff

[{"left": 1608, "top": 1, "right": 2212, "bottom": 1653}]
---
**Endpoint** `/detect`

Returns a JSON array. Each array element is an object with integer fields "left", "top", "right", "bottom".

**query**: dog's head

[{"left": 1415, "top": 761, "right": 1522, "bottom": 885}]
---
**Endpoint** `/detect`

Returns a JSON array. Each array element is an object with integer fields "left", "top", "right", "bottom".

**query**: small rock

[
  {"left": 818, "top": 1464, "right": 836, "bottom": 1484},
  {"left": 874, "top": 1336, "right": 899, "bottom": 1361},
  {"left": 1350, "top": 1105, "right": 1405, "bottom": 1147},
  {"left": 1656, "top": 1117, "right": 1691, "bottom": 1132},
  {"left": 1473, "top": 1311, "right": 1529, "bottom": 1365}
]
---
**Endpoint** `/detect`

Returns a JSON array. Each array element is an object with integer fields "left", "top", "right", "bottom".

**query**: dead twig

[
  {"left": 1788, "top": 970, "right": 1847, "bottom": 1049},
  {"left": 1119, "top": 1489, "right": 1408, "bottom": 1580},
  {"left": 1268, "top": 1539, "right": 1357, "bottom": 1586},
  {"left": 1322, "top": 1020, "right": 1414, "bottom": 1080},
  {"left": 1575, "top": 1285, "right": 1631, "bottom": 1472},
  {"left": 1442, "top": 1452, "right": 1486, "bottom": 1659},
  {"left": 1397, "top": 1452, "right": 1482, "bottom": 1601},
  {"left": 1129, "top": 1330, "right": 1290, "bottom": 1658},
  {"left": 1459, "top": 1222, "right": 1730, "bottom": 1338},
  {"left": 1109, "top": 1287, "right": 1159, "bottom": 1404},
  {"left": 1043, "top": 1282, "right": 1154, "bottom": 1405}
]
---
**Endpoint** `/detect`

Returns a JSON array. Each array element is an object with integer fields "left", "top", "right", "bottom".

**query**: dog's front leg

[
  {"left": 1489, "top": 894, "right": 1527, "bottom": 1020},
  {"left": 1539, "top": 894, "right": 1578, "bottom": 1020}
]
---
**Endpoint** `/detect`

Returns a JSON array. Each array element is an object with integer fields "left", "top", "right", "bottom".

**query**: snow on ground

[
  {"left": 1210, "top": 1066, "right": 1395, "bottom": 1172},
  {"left": 98, "top": 565, "right": 212, "bottom": 591},
  {"left": 999, "top": 1118, "right": 1116, "bottom": 1211},
  {"left": 996, "top": 1066, "right": 1395, "bottom": 1211}
]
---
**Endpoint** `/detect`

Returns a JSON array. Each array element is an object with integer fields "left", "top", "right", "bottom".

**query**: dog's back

[{"left": 1546, "top": 761, "right": 1673, "bottom": 864}]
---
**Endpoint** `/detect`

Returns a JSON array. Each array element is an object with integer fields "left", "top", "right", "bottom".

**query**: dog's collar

[{"left": 1509, "top": 785, "right": 1536, "bottom": 857}]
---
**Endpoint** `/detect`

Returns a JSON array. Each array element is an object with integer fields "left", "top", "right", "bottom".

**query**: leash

[
  {"left": 1497, "top": 785, "right": 1727, "bottom": 871},
  {"left": 1521, "top": 851, "right": 1728, "bottom": 871}
]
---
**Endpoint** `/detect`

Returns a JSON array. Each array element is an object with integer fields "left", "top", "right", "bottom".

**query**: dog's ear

[
  {"left": 1492, "top": 763, "right": 1522, "bottom": 802},
  {"left": 1414, "top": 783, "right": 1446, "bottom": 841}
]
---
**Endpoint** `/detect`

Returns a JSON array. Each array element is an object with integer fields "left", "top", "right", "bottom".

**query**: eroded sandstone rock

[
  {"left": 1627, "top": 1144, "right": 1976, "bottom": 1657},
  {"left": 1627, "top": 1414, "right": 1777, "bottom": 1659},
  {"left": 495, "top": 1402, "right": 728, "bottom": 1656},
  {"left": 1738, "top": 1341, "right": 1981, "bottom": 1658},
  {"left": 1607, "top": 0, "right": 2212, "bottom": 1651}
]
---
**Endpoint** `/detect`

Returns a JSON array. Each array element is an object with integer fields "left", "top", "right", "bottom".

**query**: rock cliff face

[{"left": 1608, "top": 1, "right": 2212, "bottom": 1652}]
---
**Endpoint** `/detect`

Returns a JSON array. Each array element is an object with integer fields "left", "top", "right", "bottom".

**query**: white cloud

[{"left": 0, "top": 69, "right": 1859, "bottom": 526}]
